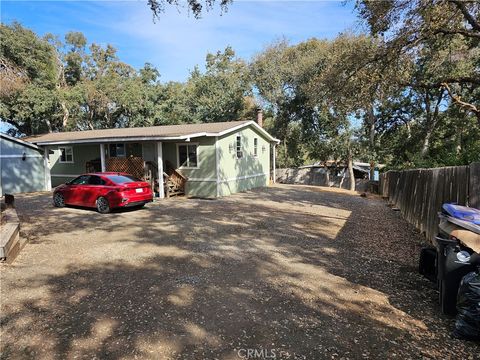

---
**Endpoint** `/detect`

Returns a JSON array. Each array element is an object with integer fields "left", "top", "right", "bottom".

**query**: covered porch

[{"left": 47, "top": 141, "right": 187, "bottom": 199}]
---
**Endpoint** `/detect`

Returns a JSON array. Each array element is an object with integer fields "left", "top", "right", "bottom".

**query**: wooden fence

[{"left": 379, "top": 162, "right": 480, "bottom": 243}]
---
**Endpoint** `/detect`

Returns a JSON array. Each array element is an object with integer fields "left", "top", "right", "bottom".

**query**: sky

[{"left": 1, "top": 0, "right": 360, "bottom": 82}]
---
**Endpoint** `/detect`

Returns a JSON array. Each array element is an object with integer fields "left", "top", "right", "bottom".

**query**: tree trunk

[
  {"left": 61, "top": 101, "right": 69, "bottom": 129},
  {"left": 405, "top": 120, "right": 412, "bottom": 139},
  {"left": 368, "top": 105, "right": 376, "bottom": 180},
  {"left": 348, "top": 151, "right": 355, "bottom": 191},
  {"left": 456, "top": 125, "right": 463, "bottom": 155},
  {"left": 421, "top": 89, "right": 444, "bottom": 158}
]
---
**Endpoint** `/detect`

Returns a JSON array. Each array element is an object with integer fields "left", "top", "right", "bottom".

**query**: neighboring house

[
  {"left": 1, "top": 133, "right": 47, "bottom": 195},
  {"left": 25, "top": 120, "right": 280, "bottom": 198}
]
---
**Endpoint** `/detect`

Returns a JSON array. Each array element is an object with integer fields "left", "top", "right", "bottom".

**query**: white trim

[
  {"left": 43, "top": 146, "right": 52, "bottom": 191},
  {"left": 0, "top": 154, "right": 43, "bottom": 158},
  {"left": 100, "top": 144, "right": 106, "bottom": 172},
  {"left": 207, "top": 121, "right": 280, "bottom": 143},
  {"left": 235, "top": 135, "right": 242, "bottom": 159},
  {"left": 51, "top": 174, "right": 79, "bottom": 178},
  {"left": 176, "top": 142, "right": 199, "bottom": 169},
  {"left": 215, "top": 137, "right": 220, "bottom": 197},
  {"left": 253, "top": 137, "right": 258, "bottom": 157},
  {"left": 157, "top": 142, "right": 164, "bottom": 199},
  {"left": 0, "top": 133, "right": 42, "bottom": 150},
  {"left": 58, "top": 146, "right": 74, "bottom": 163},
  {"left": 272, "top": 144, "right": 276, "bottom": 183}
]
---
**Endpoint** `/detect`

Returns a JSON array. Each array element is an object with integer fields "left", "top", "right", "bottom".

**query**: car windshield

[{"left": 105, "top": 175, "right": 141, "bottom": 184}]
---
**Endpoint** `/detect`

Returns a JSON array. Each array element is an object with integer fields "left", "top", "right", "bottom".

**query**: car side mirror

[{"left": 65, "top": 181, "right": 71, "bottom": 185}]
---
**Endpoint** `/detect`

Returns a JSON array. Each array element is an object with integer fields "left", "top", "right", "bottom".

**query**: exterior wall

[
  {"left": 0, "top": 137, "right": 46, "bottom": 195},
  {"left": 48, "top": 144, "right": 100, "bottom": 187},
  {"left": 217, "top": 126, "right": 271, "bottom": 197},
  {"left": 142, "top": 142, "right": 156, "bottom": 163},
  {"left": 164, "top": 137, "right": 218, "bottom": 198},
  {"left": 40, "top": 124, "right": 273, "bottom": 198}
]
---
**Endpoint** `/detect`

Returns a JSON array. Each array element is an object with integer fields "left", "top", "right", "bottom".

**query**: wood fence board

[
  {"left": 379, "top": 163, "right": 477, "bottom": 243},
  {"left": 469, "top": 162, "right": 480, "bottom": 208}
]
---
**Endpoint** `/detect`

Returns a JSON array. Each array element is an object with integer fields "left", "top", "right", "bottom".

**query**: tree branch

[
  {"left": 434, "top": 28, "right": 480, "bottom": 39},
  {"left": 449, "top": 1, "right": 480, "bottom": 33},
  {"left": 441, "top": 82, "right": 480, "bottom": 126}
]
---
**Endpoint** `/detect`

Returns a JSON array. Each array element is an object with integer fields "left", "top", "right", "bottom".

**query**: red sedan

[{"left": 53, "top": 172, "right": 153, "bottom": 213}]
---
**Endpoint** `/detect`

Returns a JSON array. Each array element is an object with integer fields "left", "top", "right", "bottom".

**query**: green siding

[
  {"left": 165, "top": 138, "right": 218, "bottom": 198},
  {"left": 49, "top": 144, "right": 100, "bottom": 186},
  {"left": 216, "top": 126, "right": 271, "bottom": 197},
  {"left": 45, "top": 124, "right": 273, "bottom": 197}
]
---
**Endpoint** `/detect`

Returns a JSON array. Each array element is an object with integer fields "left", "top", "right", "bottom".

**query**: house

[
  {"left": 25, "top": 119, "right": 280, "bottom": 199},
  {"left": 1, "top": 133, "right": 48, "bottom": 195}
]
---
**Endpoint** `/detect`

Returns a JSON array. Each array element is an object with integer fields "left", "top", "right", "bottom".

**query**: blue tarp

[{"left": 443, "top": 204, "right": 480, "bottom": 226}]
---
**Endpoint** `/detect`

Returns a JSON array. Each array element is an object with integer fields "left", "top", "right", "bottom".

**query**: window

[
  {"left": 59, "top": 147, "right": 74, "bottom": 163},
  {"left": 88, "top": 175, "right": 106, "bottom": 186},
  {"left": 105, "top": 174, "right": 140, "bottom": 184},
  {"left": 70, "top": 175, "right": 90, "bottom": 185},
  {"left": 236, "top": 136, "right": 242, "bottom": 158},
  {"left": 178, "top": 144, "right": 198, "bottom": 168},
  {"left": 108, "top": 143, "right": 142, "bottom": 158},
  {"left": 253, "top": 138, "right": 258, "bottom": 157},
  {"left": 109, "top": 143, "right": 126, "bottom": 157}
]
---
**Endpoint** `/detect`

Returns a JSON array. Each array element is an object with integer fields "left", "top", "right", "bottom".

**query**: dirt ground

[{"left": 1, "top": 184, "right": 479, "bottom": 359}]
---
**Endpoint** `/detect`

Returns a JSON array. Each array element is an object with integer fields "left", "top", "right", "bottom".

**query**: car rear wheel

[
  {"left": 96, "top": 196, "right": 110, "bottom": 214},
  {"left": 53, "top": 193, "right": 65, "bottom": 208}
]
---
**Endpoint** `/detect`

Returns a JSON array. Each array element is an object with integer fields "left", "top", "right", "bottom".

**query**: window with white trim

[
  {"left": 178, "top": 144, "right": 198, "bottom": 168},
  {"left": 236, "top": 136, "right": 243, "bottom": 158},
  {"left": 253, "top": 138, "right": 258, "bottom": 157},
  {"left": 59, "top": 147, "right": 74, "bottom": 163}
]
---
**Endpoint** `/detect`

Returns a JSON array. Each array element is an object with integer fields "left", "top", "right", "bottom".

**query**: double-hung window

[
  {"left": 253, "top": 138, "right": 258, "bottom": 157},
  {"left": 178, "top": 144, "right": 198, "bottom": 168},
  {"left": 59, "top": 146, "right": 74, "bottom": 163},
  {"left": 236, "top": 136, "right": 243, "bottom": 158}
]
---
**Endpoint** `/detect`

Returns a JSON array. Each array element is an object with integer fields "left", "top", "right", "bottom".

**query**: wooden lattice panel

[{"left": 106, "top": 157, "right": 145, "bottom": 180}]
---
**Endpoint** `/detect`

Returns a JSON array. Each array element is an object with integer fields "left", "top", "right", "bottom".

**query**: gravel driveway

[{"left": 1, "top": 184, "right": 478, "bottom": 359}]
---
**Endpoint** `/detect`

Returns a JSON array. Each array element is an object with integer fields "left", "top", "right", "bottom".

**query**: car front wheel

[
  {"left": 53, "top": 193, "right": 65, "bottom": 208},
  {"left": 96, "top": 196, "right": 111, "bottom": 214}
]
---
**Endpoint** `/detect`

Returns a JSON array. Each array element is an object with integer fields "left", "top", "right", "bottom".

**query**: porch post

[
  {"left": 43, "top": 146, "right": 52, "bottom": 191},
  {"left": 157, "top": 141, "right": 165, "bottom": 199},
  {"left": 215, "top": 136, "right": 220, "bottom": 197},
  {"left": 100, "top": 144, "right": 106, "bottom": 172},
  {"left": 272, "top": 143, "right": 276, "bottom": 184}
]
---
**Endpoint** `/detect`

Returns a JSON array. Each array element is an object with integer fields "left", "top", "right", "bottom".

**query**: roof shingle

[{"left": 24, "top": 121, "right": 257, "bottom": 145}]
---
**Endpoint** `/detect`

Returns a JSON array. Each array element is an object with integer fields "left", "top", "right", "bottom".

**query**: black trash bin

[{"left": 435, "top": 236, "right": 476, "bottom": 315}]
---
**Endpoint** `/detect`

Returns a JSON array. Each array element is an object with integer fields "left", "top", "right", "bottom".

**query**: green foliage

[
  {"left": 0, "top": 24, "right": 254, "bottom": 135},
  {"left": 1, "top": 16, "right": 477, "bottom": 171}
]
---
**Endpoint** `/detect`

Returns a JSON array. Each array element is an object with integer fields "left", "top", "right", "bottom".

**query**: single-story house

[
  {"left": 1, "top": 133, "right": 48, "bottom": 195},
  {"left": 25, "top": 119, "right": 280, "bottom": 199}
]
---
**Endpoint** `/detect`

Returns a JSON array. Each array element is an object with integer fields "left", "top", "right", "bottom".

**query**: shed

[{"left": 1, "top": 133, "right": 47, "bottom": 195}]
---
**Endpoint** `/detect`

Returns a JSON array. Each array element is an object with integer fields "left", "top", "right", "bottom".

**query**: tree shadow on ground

[{"left": 1, "top": 185, "right": 478, "bottom": 359}]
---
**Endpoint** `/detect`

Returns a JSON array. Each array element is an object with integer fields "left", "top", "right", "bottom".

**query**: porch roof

[{"left": 24, "top": 120, "right": 280, "bottom": 146}]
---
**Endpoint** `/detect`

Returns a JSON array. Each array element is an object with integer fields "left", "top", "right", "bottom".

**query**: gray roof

[{"left": 24, "top": 120, "right": 280, "bottom": 145}]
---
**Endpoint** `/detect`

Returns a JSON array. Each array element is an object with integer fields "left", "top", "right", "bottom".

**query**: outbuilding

[
  {"left": 25, "top": 119, "right": 280, "bottom": 199},
  {"left": 0, "top": 133, "right": 48, "bottom": 195}
]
